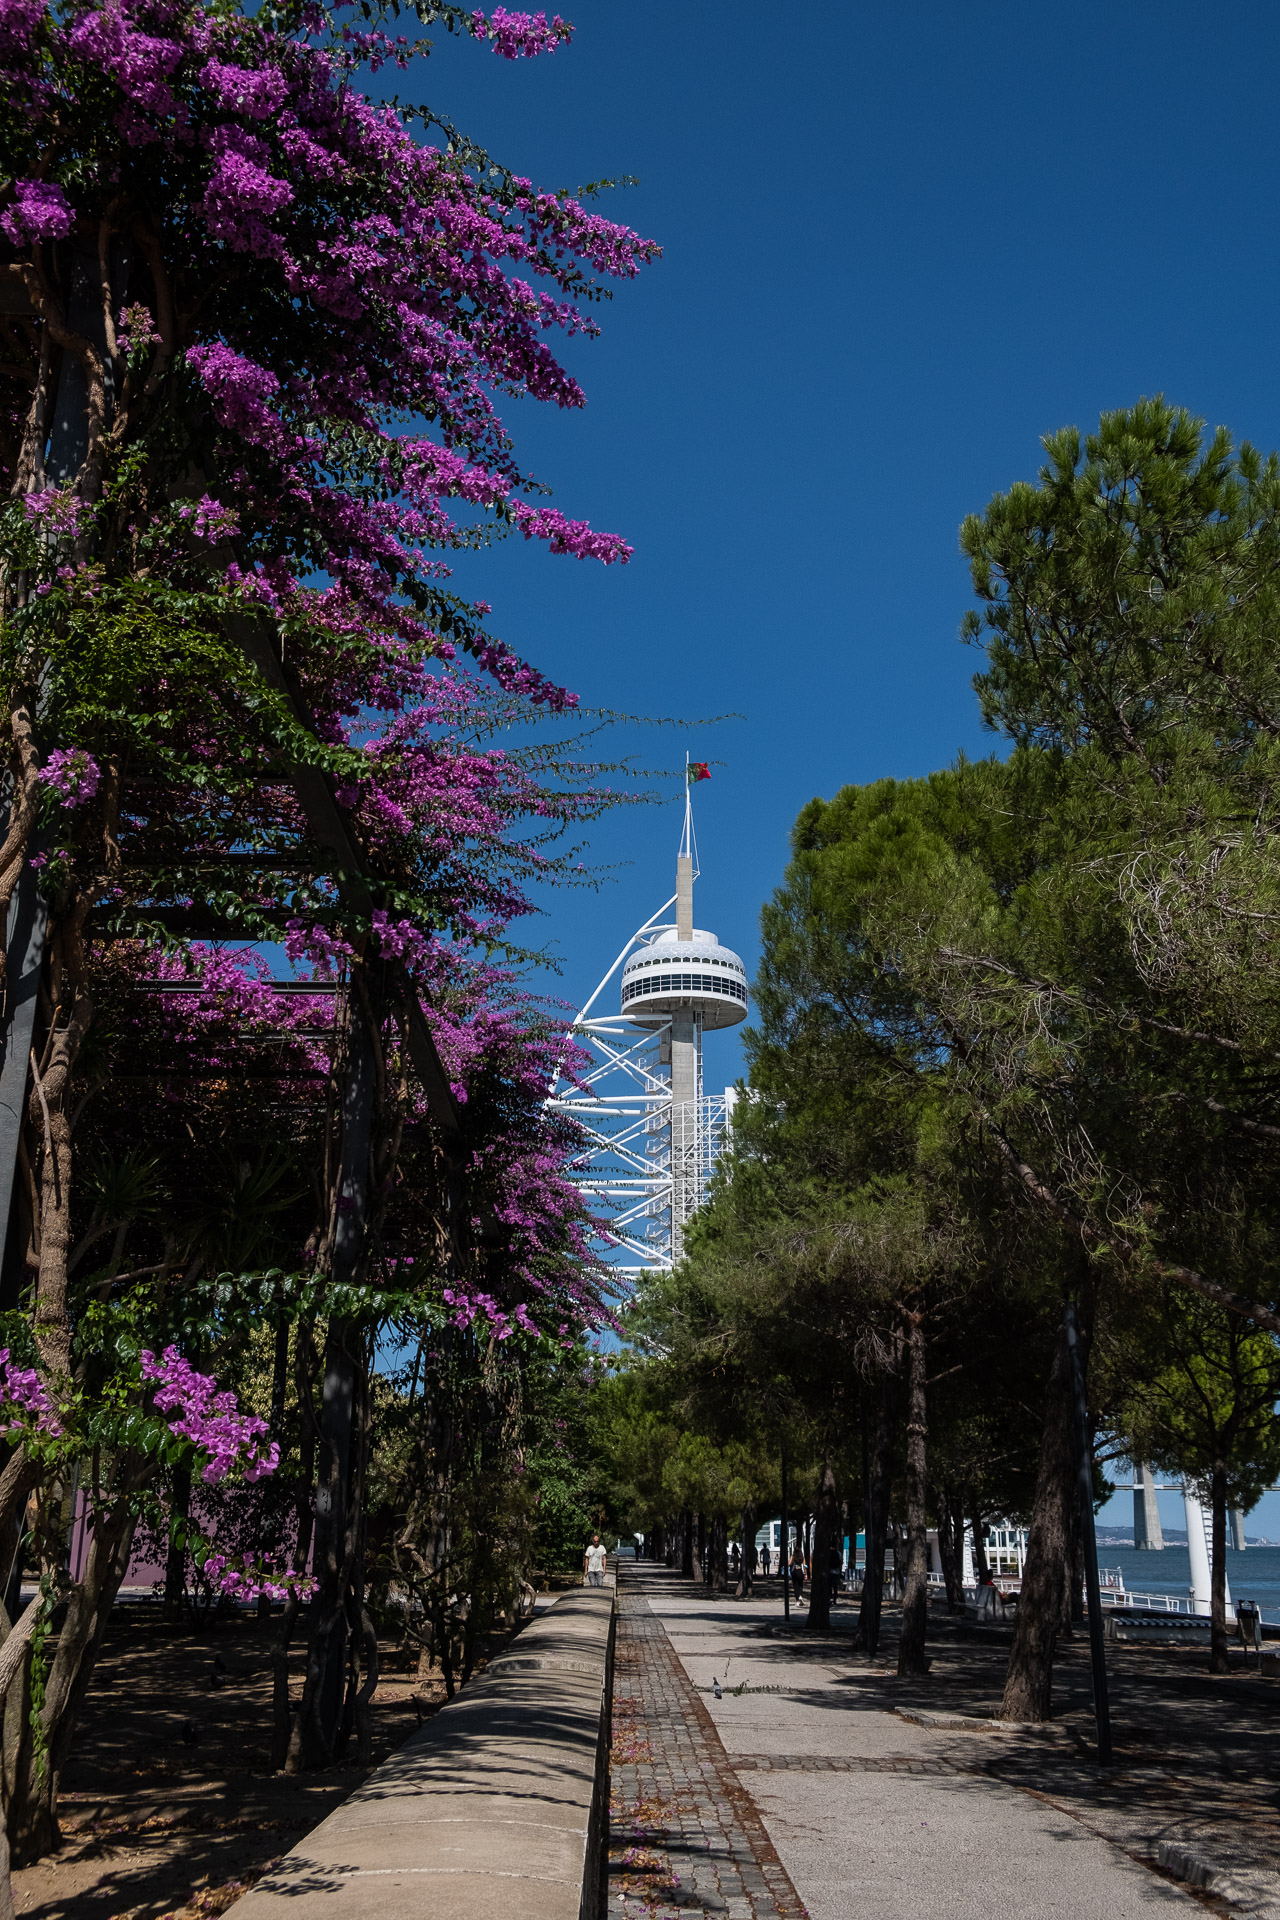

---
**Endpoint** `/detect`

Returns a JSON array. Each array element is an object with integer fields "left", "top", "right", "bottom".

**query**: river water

[{"left": 1099, "top": 1543, "right": 1280, "bottom": 1619}]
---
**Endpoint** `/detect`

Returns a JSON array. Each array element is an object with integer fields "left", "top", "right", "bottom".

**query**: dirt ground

[{"left": 11, "top": 1605, "right": 518, "bottom": 1920}]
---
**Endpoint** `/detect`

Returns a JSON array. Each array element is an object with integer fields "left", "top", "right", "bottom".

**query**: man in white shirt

[{"left": 584, "top": 1535, "right": 607, "bottom": 1586}]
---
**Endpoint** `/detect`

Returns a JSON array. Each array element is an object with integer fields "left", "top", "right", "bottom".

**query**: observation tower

[{"left": 549, "top": 767, "right": 748, "bottom": 1278}]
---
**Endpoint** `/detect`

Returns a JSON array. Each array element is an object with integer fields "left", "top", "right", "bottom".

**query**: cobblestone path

[{"left": 607, "top": 1570, "right": 809, "bottom": 1920}]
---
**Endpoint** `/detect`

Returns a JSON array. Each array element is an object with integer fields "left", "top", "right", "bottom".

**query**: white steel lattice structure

[{"left": 548, "top": 777, "right": 747, "bottom": 1280}]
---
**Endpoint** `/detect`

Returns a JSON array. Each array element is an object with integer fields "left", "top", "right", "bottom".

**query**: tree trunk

[
  {"left": 271, "top": 1320, "right": 317, "bottom": 1769},
  {"left": 270, "top": 1314, "right": 289, "bottom": 1435},
  {"left": 706, "top": 1515, "right": 724, "bottom": 1593},
  {"left": 1000, "top": 1318, "right": 1074, "bottom": 1722},
  {"left": 0, "top": 1593, "right": 44, "bottom": 1920},
  {"left": 1210, "top": 1463, "right": 1229, "bottom": 1675},
  {"left": 29, "top": 915, "right": 94, "bottom": 1395},
  {"left": 1061, "top": 1476, "right": 1083, "bottom": 1638},
  {"left": 934, "top": 1485, "right": 962, "bottom": 1613},
  {"left": 857, "top": 1373, "right": 897, "bottom": 1656},
  {"left": 898, "top": 1311, "right": 929, "bottom": 1676},
  {"left": 288, "top": 1320, "right": 366, "bottom": 1772},
  {"left": 807, "top": 1464, "right": 838, "bottom": 1632},
  {"left": 692, "top": 1512, "right": 706, "bottom": 1585},
  {"left": 0, "top": 1803, "right": 13, "bottom": 1920},
  {"left": 163, "top": 1466, "right": 190, "bottom": 1624},
  {"left": 6, "top": 1496, "right": 136, "bottom": 1863},
  {"left": 734, "top": 1505, "right": 755, "bottom": 1598},
  {"left": 680, "top": 1509, "right": 693, "bottom": 1577},
  {"left": 969, "top": 1493, "right": 990, "bottom": 1588}
]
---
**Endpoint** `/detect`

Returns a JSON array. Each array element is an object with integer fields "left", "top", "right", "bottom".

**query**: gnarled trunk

[{"left": 6, "top": 1496, "right": 136, "bottom": 1864}]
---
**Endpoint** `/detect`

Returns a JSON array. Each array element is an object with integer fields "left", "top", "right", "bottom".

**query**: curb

[
  {"left": 894, "top": 1707, "right": 1047, "bottom": 1733},
  {"left": 1156, "top": 1839, "right": 1280, "bottom": 1916}
]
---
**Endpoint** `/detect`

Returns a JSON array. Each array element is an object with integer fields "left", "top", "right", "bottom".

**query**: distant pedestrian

[
  {"left": 584, "top": 1534, "right": 607, "bottom": 1587},
  {"left": 790, "top": 1545, "right": 805, "bottom": 1604}
]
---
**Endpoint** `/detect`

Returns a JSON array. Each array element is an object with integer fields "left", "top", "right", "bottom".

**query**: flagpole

[{"left": 680, "top": 753, "right": 693, "bottom": 863}]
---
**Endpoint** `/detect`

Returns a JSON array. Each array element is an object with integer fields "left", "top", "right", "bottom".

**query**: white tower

[{"left": 549, "top": 769, "right": 748, "bottom": 1279}]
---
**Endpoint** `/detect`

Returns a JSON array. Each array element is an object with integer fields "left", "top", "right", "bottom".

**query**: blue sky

[{"left": 422, "top": 3, "right": 1280, "bottom": 1525}]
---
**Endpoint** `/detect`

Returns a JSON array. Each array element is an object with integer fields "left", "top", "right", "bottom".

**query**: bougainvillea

[
  {"left": 0, "top": 0, "right": 648, "bottom": 1852},
  {"left": 0, "top": 1350, "right": 62, "bottom": 1438},
  {"left": 142, "top": 1345, "right": 280, "bottom": 1483}
]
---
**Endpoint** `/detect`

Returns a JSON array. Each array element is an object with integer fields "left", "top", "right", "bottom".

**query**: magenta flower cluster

[
  {"left": 0, "top": 178, "right": 74, "bottom": 246},
  {"left": 115, "top": 300, "right": 163, "bottom": 356},
  {"left": 200, "top": 1553, "right": 317, "bottom": 1604},
  {"left": 0, "top": 1350, "right": 63, "bottom": 1438},
  {"left": 470, "top": 7, "right": 570, "bottom": 58},
  {"left": 7, "top": 0, "right": 658, "bottom": 713},
  {"left": 141, "top": 1346, "right": 281, "bottom": 1484},
  {"left": 37, "top": 748, "right": 101, "bottom": 807},
  {"left": 176, "top": 493, "right": 239, "bottom": 542},
  {"left": 22, "top": 488, "right": 86, "bottom": 537}
]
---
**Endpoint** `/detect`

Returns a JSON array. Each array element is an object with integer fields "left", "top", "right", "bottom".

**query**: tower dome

[{"left": 620, "top": 927, "right": 748, "bottom": 1030}]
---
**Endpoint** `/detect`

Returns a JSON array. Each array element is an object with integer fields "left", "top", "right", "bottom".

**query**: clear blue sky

[{"left": 423, "top": 4, "right": 1280, "bottom": 1525}]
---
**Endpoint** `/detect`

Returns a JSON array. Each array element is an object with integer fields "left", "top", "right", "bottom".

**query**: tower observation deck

[{"left": 548, "top": 770, "right": 747, "bottom": 1280}]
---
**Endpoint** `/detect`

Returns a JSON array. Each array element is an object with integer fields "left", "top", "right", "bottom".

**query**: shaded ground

[
  {"left": 12, "top": 1604, "right": 530, "bottom": 1920},
  {"left": 628, "top": 1563, "right": 1280, "bottom": 1917}
]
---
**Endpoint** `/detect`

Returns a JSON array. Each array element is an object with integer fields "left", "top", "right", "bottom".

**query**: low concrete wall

[{"left": 235, "top": 1586, "right": 615, "bottom": 1920}]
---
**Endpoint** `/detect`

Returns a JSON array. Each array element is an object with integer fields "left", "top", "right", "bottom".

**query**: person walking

[
  {"left": 584, "top": 1534, "right": 607, "bottom": 1587},
  {"left": 790, "top": 1543, "right": 806, "bottom": 1606}
]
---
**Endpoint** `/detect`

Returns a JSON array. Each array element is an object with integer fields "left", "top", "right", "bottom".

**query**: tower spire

[{"left": 677, "top": 755, "right": 698, "bottom": 940}]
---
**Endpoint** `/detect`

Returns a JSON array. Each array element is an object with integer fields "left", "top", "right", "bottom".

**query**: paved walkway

[
  {"left": 607, "top": 1573, "right": 807, "bottom": 1920},
  {"left": 609, "top": 1565, "right": 1209, "bottom": 1920}
]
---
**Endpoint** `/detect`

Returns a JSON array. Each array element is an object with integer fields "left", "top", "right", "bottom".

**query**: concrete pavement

[{"left": 623, "top": 1565, "right": 1202, "bottom": 1919}]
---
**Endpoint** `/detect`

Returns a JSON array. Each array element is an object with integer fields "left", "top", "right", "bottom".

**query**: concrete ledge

[
  {"left": 1104, "top": 1613, "right": 1210, "bottom": 1645},
  {"left": 235, "top": 1587, "right": 615, "bottom": 1920}
]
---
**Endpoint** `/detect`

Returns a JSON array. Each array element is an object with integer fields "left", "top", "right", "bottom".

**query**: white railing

[{"left": 1098, "top": 1587, "right": 1193, "bottom": 1615}]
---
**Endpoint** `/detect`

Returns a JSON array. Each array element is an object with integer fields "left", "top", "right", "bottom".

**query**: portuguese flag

[{"left": 689, "top": 762, "right": 711, "bottom": 783}]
